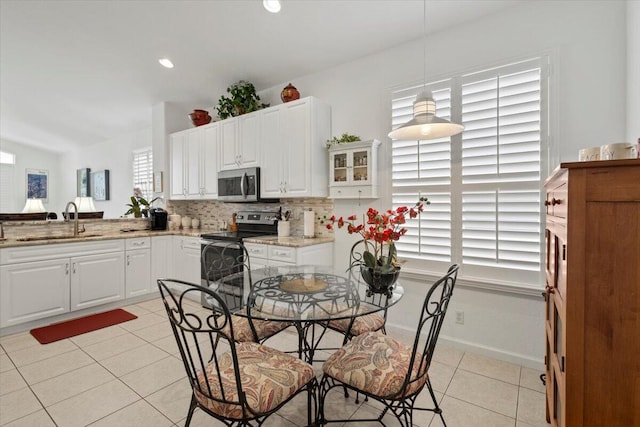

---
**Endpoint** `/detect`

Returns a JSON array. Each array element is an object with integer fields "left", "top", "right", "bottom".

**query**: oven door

[
  {"left": 200, "top": 240, "right": 245, "bottom": 311},
  {"left": 217, "top": 167, "right": 258, "bottom": 202}
]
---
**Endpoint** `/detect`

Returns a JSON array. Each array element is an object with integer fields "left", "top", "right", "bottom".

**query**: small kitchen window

[{"left": 133, "top": 148, "right": 153, "bottom": 201}]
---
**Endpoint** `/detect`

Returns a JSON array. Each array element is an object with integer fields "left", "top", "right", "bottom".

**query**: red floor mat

[{"left": 30, "top": 309, "right": 137, "bottom": 344}]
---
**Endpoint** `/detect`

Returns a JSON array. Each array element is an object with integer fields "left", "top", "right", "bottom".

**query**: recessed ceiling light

[
  {"left": 158, "top": 58, "right": 174, "bottom": 69},
  {"left": 263, "top": 0, "right": 281, "bottom": 13}
]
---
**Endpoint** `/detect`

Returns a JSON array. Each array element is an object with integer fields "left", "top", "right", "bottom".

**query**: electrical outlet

[{"left": 455, "top": 310, "right": 464, "bottom": 325}]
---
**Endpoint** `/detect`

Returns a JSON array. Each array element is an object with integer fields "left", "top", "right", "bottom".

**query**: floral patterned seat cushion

[
  {"left": 328, "top": 312, "right": 385, "bottom": 336},
  {"left": 222, "top": 313, "right": 290, "bottom": 342},
  {"left": 323, "top": 331, "right": 427, "bottom": 399},
  {"left": 195, "top": 342, "right": 314, "bottom": 420}
]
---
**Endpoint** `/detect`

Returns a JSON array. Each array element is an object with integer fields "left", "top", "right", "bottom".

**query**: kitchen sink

[{"left": 16, "top": 233, "right": 103, "bottom": 242}]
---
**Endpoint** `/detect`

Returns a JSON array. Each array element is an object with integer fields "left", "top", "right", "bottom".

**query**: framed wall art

[
  {"left": 26, "top": 169, "right": 49, "bottom": 201},
  {"left": 153, "top": 171, "right": 163, "bottom": 192},
  {"left": 91, "top": 170, "right": 110, "bottom": 201},
  {"left": 77, "top": 168, "right": 91, "bottom": 197}
]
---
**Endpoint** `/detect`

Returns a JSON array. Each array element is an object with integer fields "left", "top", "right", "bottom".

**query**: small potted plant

[
  {"left": 325, "top": 133, "right": 361, "bottom": 149},
  {"left": 124, "top": 188, "right": 159, "bottom": 218},
  {"left": 216, "top": 80, "right": 270, "bottom": 120}
]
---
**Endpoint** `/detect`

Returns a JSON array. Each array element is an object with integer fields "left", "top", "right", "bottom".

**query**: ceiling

[{"left": 0, "top": 0, "right": 523, "bottom": 153}]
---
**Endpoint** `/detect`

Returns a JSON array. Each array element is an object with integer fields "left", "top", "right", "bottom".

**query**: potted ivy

[
  {"left": 216, "top": 80, "right": 270, "bottom": 120},
  {"left": 325, "top": 133, "right": 361, "bottom": 149}
]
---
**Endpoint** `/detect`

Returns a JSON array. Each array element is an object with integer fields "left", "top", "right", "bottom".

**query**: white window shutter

[
  {"left": 133, "top": 148, "right": 153, "bottom": 201},
  {"left": 391, "top": 58, "right": 544, "bottom": 285}
]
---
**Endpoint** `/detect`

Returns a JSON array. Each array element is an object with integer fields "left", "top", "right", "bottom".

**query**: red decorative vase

[
  {"left": 189, "top": 109, "right": 212, "bottom": 127},
  {"left": 281, "top": 83, "right": 300, "bottom": 103}
]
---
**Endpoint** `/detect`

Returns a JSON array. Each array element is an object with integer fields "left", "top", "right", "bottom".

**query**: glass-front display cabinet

[{"left": 328, "top": 139, "right": 380, "bottom": 199}]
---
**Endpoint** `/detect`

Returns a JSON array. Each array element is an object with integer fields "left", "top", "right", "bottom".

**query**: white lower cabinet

[
  {"left": 0, "top": 239, "right": 126, "bottom": 327},
  {"left": 125, "top": 237, "right": 152, "bottom": 298},
  {"left": 173, "top": 236, "right": 201, "bottom": 285},
  {"left": 151, "top": 235, "right": 173, "bottom": 289},
  {"left": 245, "top": 242, "right": 333, "bottom": 269},
  {"left": 0, "top": 259, "right": 70, "bottom": 327},
  {"left": 71, "top": 252, "right": 125, "bottom": 311}
]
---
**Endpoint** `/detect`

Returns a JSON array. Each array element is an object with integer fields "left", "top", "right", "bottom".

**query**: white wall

[
  {"left": 0, "top": 138, "right": 61, "bottom": 213},
  {"left": 258, "top": 0, "right": 627, "bottom": 368},
  {"left": 59, "top": 127, "right": 152, "bottom": 219},
  {"left": 628, "top": 0, "right": 640, "bottom": 142}
]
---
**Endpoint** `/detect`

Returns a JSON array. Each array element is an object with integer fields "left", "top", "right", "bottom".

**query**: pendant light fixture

[{"left": 388, "top": 0, "right": 463, "bottom": 141}]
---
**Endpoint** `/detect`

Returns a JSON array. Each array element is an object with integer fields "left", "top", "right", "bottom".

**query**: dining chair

[
  {"left": 201, "top": 241, "right": 290, "bottom": 343},
  {"left": 157, "top": 278, "right": 317, "bottom": 427},
  {"left": 318, "top": 264, "right": 460, "bottom": 427},
  {"left": 326, "top": 240, "right": 388, "bottom": 344}
]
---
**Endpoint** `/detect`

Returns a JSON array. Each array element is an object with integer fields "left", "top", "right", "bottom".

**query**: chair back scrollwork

[{"left": 402, "top": 264, "right": 459, "bottom": 397}]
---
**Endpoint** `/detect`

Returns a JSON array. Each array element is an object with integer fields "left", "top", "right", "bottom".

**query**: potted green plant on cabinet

[{"left": 216, "top": 80, "right": 270, "bottom": 120}]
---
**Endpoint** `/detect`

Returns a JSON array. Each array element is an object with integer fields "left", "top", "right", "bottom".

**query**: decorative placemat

[{"left": 280, "top": 278, "right": 328, "bottom": 293}]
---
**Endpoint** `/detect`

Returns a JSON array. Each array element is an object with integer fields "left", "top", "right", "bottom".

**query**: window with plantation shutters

[
  {"left": 391, "top": 58, "right": 546, "bottom": 287},
  {"left": 133, "top": 148, "right": 153, "bottom": 201}
]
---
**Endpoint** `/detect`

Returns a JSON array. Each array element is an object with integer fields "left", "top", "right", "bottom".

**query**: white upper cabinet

[
  {"left": 220, "top": 112, "right": 259, "bottom": 170},
  {"left": 169, "top": 131, "right": 187, "bottom": 199},
  {"left": 260, "top": 97, "right": 331, "bottom": 198},
  {"left": 169, "top": 122, "right": 220, "bottom": 200},
  {"left": 329, "top": 139, "right": 380, "bottom": 199},
  {"left": 200, "top": 124, "right": 220, "bottom": 198},
  {"left": 169, "top": 96, "right": 331, "bottom": 199}
]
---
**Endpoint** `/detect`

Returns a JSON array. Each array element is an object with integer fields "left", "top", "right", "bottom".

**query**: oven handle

[
  {"left": 200, "top": 239, "right": 243, "bottom": 248},
  {"left": 240, "top": 171, "right": 247, "bottom": 198}
]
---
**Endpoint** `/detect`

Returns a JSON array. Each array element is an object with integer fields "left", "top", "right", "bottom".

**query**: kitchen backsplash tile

[{"left": 166, "top": 198, "right": 334, "bottom": 238}]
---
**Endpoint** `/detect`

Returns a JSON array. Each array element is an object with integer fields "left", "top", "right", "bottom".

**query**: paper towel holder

[{"left": 303, "top": 208, "right": 315, "bottom": 239}]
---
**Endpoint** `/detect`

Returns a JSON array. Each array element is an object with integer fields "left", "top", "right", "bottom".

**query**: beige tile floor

[{"left": 0, "top": 298, "right": 549, "bottom": 427}]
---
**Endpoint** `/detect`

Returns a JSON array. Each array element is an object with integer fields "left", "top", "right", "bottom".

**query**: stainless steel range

[{"left": 200, "top": 210, "right": 279, "bottom": 308}]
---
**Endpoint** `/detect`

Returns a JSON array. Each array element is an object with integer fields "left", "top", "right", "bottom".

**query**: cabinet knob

[
  {"left": 551, "top": 198, "right": 562, "bottom": 206},
  {"left": 544, "top": 200, "right": 551, "bottom": 206}
]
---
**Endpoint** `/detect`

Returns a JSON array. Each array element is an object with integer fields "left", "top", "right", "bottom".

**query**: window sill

[{"left": 400, "top": 266, "right": 545, "bottom": 299}]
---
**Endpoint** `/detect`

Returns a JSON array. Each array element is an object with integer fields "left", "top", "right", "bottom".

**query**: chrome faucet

[{"left": 64, "top": 201, "right": 79, "bottom": 237}]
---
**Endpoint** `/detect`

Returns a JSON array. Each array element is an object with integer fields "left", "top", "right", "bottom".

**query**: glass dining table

[{"left": 205, "top": 264, "right": 404, "bottom": 363}]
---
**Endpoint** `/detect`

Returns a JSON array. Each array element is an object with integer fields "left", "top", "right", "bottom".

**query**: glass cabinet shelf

[{"left": 328, "top": 139, "right": 380, "bottom": 199}]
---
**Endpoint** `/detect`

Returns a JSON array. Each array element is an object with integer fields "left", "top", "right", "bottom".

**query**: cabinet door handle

[
  {"left": 541, "top": 290, "right": 547, "bottom": 301},
  {"left": 127, "top": 255, "right": 130, "bottom": 266},
  {"left": 72, "top": 263, "right": 76, "bottom": 274},
  {"left": 65, "top": 263, "right": 69, "bottom": 275},
  {"left": 544, "top": 200, "right": 551, "bottom": 206},
  {"left": 560, "top": 356, "right": 565, "bottom": 372},
  {"left": 551, "top": 198, "right": 562, "bottom": 206},
  {"left": 562, "top": 244, "right": 566, "bottom": 261}
]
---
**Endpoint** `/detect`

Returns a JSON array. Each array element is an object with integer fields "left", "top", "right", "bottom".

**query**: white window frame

[
  {"left": 133, "top": 147, "right": 153, "bottom": 201},
  {"left": 0, "top": 151, "right": 16, "bottom": 212},
  {"left": 391, "top": 57, "right": 549, "bottom": 290}
]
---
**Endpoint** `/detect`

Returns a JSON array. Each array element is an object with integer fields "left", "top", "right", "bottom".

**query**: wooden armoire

[{"left": 543, "top": 159, "right": 640, "bottom": 427}]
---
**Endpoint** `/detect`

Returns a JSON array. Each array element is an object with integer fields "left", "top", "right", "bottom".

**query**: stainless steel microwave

[{"left": 217, "top": 167, "right": 278, "bottom": 203}]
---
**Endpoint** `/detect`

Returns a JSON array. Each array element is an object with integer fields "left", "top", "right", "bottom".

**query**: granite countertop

[
  {"left": 243, "top": 235, "right": 334, "bottom": 248},
  {"left": 0, "top": 228, "right": 217, "bottom": 249}
]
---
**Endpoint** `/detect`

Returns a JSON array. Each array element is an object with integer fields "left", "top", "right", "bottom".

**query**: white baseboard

[{"left": 386, "top": 323, "right": 545, "bottom": 371}]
